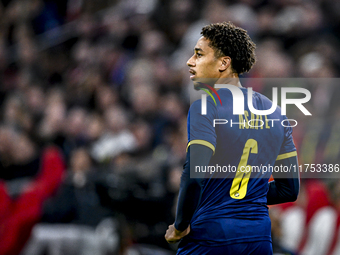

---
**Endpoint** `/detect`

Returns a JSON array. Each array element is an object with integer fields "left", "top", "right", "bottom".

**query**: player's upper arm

[
  {"left": 268, "top": 155, "right": 300, "bottom": 205},
  {"left": 187, "top": 99, "right": 217, "bottom": 154},
  {"left": 267, "top": 118, "right": 300, "bottom": 205},
  {"left": 276, "top": 117, "right": 297, "bottom": 161}
]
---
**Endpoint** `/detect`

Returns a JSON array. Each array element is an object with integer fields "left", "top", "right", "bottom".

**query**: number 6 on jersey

[{"left": 230, "top": 139, "right": 258, "bottom": 199}]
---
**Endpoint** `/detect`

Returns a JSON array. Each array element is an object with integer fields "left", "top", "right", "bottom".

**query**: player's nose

[{"left": 187, "top": 55, "right": 195, "bottom": 67}]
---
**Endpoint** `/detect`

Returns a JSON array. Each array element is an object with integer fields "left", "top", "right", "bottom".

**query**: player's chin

[
  {"left": 193, "top": 84, "right": 201, "bottom": 91},
  {"left": 193, "top": 80, "right": 202, "bottom": 91}
]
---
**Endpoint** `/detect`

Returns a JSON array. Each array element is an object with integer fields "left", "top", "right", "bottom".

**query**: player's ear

[{"left": 219, "top": 56, "right": 231, "bottom": 72}]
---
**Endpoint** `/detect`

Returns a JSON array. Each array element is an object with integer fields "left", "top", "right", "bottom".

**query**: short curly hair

[{"left": 201, "top": 21, "right": 256, "bottom": 75}]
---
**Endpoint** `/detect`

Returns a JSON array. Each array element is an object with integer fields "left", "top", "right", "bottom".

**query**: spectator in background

[
  {"left": 41, "top": 147, "right": 110, "bottom": 226},
  {"left": 91, "top": 105, "right": 137, "bottom": 162},
  {"left": 269, "top": 208, "right": 296, "bottom": 255},
  {"left": 327, "top": 179, "right": 340, "bottom": 255},
  {"left": 23, "top": 147, "right": 116, "bottom": 255},
  {"left": 0, "top": 127, "right": 65, "bottom": 255}
]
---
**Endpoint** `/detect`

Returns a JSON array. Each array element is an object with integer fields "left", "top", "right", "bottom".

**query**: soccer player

[{"left": 165, "top": 22, "right": 300, "bottom": 254}]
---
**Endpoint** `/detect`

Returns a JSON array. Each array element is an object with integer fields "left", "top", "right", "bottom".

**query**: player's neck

[{"left": 215, "top": 73, "right": 242, "bottom": 89}]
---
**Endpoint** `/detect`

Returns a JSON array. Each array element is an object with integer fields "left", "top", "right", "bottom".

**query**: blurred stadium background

[{"left": 0, "top": 0, "right": 340, "bottom": 254}]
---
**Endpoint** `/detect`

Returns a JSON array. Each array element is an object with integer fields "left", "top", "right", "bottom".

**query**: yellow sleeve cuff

[
  {"left": 186, "top": 140, "right": 215, "bottom": 154},
  {"left": 276, "top": 151, "right": 297, "bottom": 161}
]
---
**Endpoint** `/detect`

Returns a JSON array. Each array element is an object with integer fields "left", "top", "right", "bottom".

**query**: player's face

[{"left": 187, "top": 37, "right": 221, "bottom": 87}]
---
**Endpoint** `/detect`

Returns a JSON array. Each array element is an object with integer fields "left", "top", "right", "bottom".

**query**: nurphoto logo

[
  {"left": 199, "top": 84, "right": 311, "bottom": 128},
  {"left": 201, "top": 84, "right": 311, "bottom": 116}
]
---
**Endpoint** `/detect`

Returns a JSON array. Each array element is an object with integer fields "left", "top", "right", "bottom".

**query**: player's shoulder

[
  {"left": 190, "top": 97, "right": 217, "bottom": 113},
  {"left": 252, "top": 90, "right": 284, "bottom": 116},
  {"left": 216, "top": 87, "right": 238, "bottom": 98},
  {"left": 189, "top": 98, "right": 202, "bottom": 113},
  {"left": 252, "top": 90, "right": 273, "bottom": 104}
]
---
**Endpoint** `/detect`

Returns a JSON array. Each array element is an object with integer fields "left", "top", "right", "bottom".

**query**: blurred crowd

[{"left": 0, "top": 0, "right": 340, "bottom": 254}]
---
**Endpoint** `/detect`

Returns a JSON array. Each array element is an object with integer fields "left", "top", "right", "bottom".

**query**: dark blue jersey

[{"left": 187, "top": 87, "right": 297, "bottom": 246}]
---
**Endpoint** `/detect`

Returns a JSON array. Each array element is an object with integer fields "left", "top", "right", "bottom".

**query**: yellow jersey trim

[
  {"left": 186, "top": 140, "right": 215, "bottom": 154},
  {"left": 276, "top": 151, "right": 297, "bottom": 161}
]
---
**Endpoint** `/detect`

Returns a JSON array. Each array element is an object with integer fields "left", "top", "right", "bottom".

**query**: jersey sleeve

[
  {"left": 276, "top": 117, "right": 297, "bottom": 161},
  {"left": 187, "top": 99, "right": 217, "bottom": 153}
]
